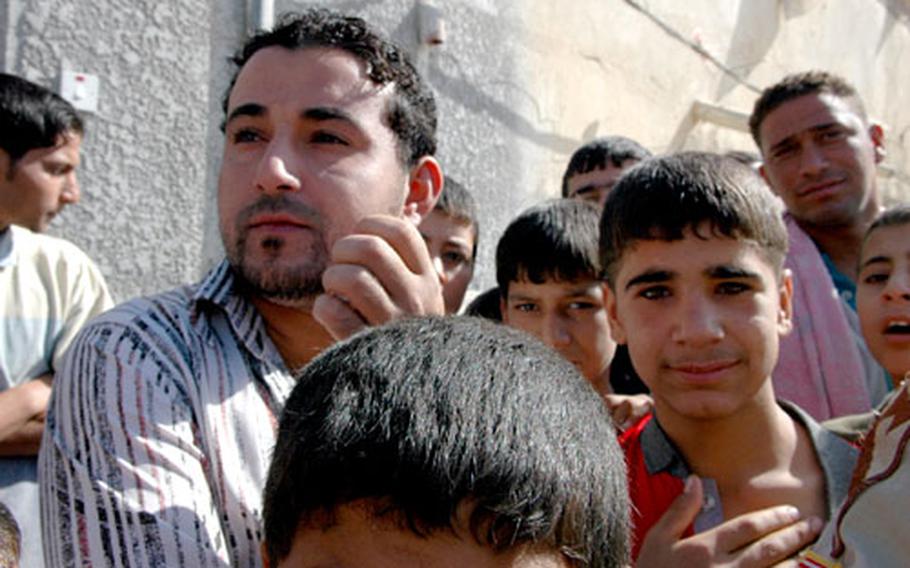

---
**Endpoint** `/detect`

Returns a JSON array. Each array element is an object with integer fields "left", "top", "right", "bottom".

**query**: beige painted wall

[{"left": 517, "top": 0, "right": 910, "bottom": 205}]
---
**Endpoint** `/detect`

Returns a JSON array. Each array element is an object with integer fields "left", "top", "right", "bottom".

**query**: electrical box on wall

[{"left": 60, "top": 71, "right": 100, "bottom": 113}]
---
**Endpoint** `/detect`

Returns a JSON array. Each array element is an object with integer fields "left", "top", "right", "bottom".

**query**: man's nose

[
  {"left": 798, "top": 143, "right": 829, "bottom": 178},
  {"left": 61, "top": 174, "right": 80, "bottom": 204},
  {"left": 255, "top": 142, "right": 301, "bottom": 194}
]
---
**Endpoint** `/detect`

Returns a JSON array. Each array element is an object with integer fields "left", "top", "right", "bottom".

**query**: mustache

[{"left": 235, "top": 195, "right": 324, "bottom": 230}]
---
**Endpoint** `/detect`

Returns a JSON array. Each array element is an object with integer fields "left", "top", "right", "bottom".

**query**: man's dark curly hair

[{"left": 222, "top": 9, "right": 437, "bottom": 165}]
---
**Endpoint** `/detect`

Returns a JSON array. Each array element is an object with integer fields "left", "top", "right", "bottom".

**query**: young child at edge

[{"left": 801, "top": 206, "right": 910, "bottom": 567}]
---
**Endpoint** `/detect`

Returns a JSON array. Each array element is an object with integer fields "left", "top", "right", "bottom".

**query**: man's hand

[
  {"left": 0, "top": 373, "right": 52, "bottom": 455},
  {"left": 604, "top": 393, "right": 652, "bottom": 431},
  {"left": 636, "top": 476, "right": 824, "bottom": 568},
  {"left": 314, "top": 215, "right": 445, "bottom": 340}
]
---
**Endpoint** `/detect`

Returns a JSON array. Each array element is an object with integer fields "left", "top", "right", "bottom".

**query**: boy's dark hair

[
  {"left": 749, "top": 71, "right": 864, "bottom": 149},
  {"left": 497, "top": 199, "right": 602, "bottom": 297},
  {"left": 464, "top": 286, "right": 503, "bottom": 321},
  {"left": 562, "top": 135, "right": 652, "bottom": 197},
  {"left": 862, "top": 204, "right": 910, "bottom": 251},
  {"left": 0, "top": 73, "right": 83, "bottom": 171},
  {"left": 600, "top": 152, "right": 787, "bottom": 287},
  {"left": 223, "top": 9, "right": 436, "bottom": 166},
  {"left": 0, "top": 502, "right": 20, "bottom": 566},
  {"left": 263, "top": 316, "right": 630, "bottom": 567},
  {"left": 433, "top": 177, "right": 479, "bottom": 259}
]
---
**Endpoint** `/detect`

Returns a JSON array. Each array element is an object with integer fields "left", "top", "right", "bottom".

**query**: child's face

[
  {"left": 857, "top": 223, "right": 910, "bottom": 379},
  {"left": 269, "top": 502, "right": 569, "bottom": 568},
  {"left": 502, "top": 277, "right": 616, "bottom": 392},
  {"left": 419, "top": 210, "right": 476, "bottom": 314},
  {"left": 606, "top": 230, "right": 792, "bottom": 422}
]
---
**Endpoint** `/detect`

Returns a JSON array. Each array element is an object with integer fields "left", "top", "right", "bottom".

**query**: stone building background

[{"left": 2, "top": 0, "right": 908, "bottom": 302}]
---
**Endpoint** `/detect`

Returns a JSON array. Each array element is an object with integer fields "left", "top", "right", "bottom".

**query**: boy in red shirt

[{"left": 601, "top": 152, "right": 858, "bottom": 564}]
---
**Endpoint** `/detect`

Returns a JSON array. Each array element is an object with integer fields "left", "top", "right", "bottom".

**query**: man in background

[{"left": 0, "top": 72, "right": 112, "bottom": 568}]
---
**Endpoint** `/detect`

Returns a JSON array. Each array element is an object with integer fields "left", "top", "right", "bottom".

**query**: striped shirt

[{"left": 39, "top": 260, "right": 297, "bottom": 567}]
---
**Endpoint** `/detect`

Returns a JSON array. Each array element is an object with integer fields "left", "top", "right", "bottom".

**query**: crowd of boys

[{"left": 0, "top": 6, "right": 907, "bottom": 568}]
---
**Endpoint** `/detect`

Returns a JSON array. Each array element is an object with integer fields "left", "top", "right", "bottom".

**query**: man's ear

[
  {"left": 869, "top": 123, "right": 886, "bottom": 164},
  {"left": 777, "top": 268, "right": 794, "bottom": 336},
  {"left": 604, "top": 283, "right": 628, "bottom": 345},
  {"left": 402, "top": 156, "right": 443, "bottom": 225}
]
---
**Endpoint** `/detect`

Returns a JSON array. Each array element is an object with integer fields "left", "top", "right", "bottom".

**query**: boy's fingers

[
  {"left": 714, "top": 505, "right": 803, "bottom": 552},
  {"left": 647, "top": 475, "right": 704, "bottom": 543},
  {"left": 730, "top": 516, "right": 823, "bottom": 567}
]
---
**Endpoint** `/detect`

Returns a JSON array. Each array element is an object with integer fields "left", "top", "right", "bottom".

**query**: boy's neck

[{"left": 656, "top": 383, "right": 796, "bottom": 485}]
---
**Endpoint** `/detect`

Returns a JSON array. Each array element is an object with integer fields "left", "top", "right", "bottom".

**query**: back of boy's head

[
  {"left": 263, "top": 316, "right": 630, "bottom": 567},
  {"left": 0, "top": 73, "right": 83, "bottom": 169},
  {"left": 599, "top": 152, "right": 787, "bottom": 287},
  {"left": 433, "top": 177, "right": 479, "bottom": 256},
  {"left": 0, "top": 502, "right": 20, "bottom": 567},
  {"left": 561, "top": 136, "right": 652, "bottom": 197},
  {"left": 496, "top": 198, "right": 602, "bottom": 296}
]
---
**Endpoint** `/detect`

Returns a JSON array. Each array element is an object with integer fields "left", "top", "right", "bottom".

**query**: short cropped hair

[
  {"left": 862, "top": 204, "right": 910, "bottom": 252},
  {"left": 0, "top": 73, "right": 83, "bottom": 170},
  {"left": 496, "top": 199, "right": 602, "bottom": 297},
  {"left": 600, "top": 152, "right": 788, "bottom": 287},
  {"left": 434, "top": 177, "right": 479, "bottom": 259},
  {"left": 223, "top": 9, "right": 437, "bottom": 166},
  {"left": 0, "top": 502, "right": 20, "bottom": 567},
  {"left": 263, "top": 316, "right": 630, "bottom": 567},
  {"left": 562, "top": 136, "right": 652, "bottom": 197},
  {"left": 749, "top": 71, "right": 865, "bottom": 149}
]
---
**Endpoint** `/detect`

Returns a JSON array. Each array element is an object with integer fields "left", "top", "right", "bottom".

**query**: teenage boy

[
  {"left": 496, "top": 199, "right": 648, "bottom": 423},
  {"left": 418, "top": 178, "right": 478, "bottom": 314},
  {"left": 562, "top": 135, "right": 651, "bottom": 209},
  {"left": 802, "top": 206, "right": 910, "bottom": 567},
  {"left": 261, "top": 316, "right": 630, "bottom": 567},
  {"left": 601, "top": 153, "right": 858, "bottom": 563}
]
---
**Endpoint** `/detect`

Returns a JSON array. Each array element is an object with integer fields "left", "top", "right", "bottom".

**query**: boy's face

[
  {"left": 857, "top": 223, "right": 910, "bottom": 379},
  {"left": 502, "top": 278, "right": 616, "bottom": 391},
  {"left": 566, "top": 160, "right": 638, "bottom": 209},
  {"left": 269, "top": 502, "right": 569, "bottom": 568},
  {"left": 606, "top": 230, "right": 792, "bottom": 421},
  {"left": 419, "top": 210, "right": 475, "bottom": 314}
]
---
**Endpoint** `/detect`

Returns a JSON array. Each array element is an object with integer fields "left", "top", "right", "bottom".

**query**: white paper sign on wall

[{"left": 60, "top": 72, "right": 99, "bottom": 113}]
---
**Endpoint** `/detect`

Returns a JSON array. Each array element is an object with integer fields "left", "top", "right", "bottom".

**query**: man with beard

[{"left": 39, "top": 9, "right": 444, "bottom": 567}]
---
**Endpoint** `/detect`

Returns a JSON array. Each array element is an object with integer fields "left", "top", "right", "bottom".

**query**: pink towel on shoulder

[{"left": 774, "top": 216, "right": 872, "bottom": 420}]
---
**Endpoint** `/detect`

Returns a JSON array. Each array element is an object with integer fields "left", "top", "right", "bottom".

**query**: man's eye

[
  {"left": 771, "top": 145, "right": 797, "bottom": 160},
  {"left": 311, "top": 131, "right": 347, "bottom": 145},
  {"left": 231, "top": 129, "right": 262, "bottom": 144},
  {"left": 819, "top": 129, "right": 847, "bottom": 143},
  {"left": 639, "top": 286, "right": 669, "bottom": 300},
  {"left": 716, "top": 281, "right": 750, "bottom": 295}
]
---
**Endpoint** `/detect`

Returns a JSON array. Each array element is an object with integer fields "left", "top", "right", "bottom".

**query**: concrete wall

[{"left": 3, "top": 0, "right": 909, "bottom": 301}]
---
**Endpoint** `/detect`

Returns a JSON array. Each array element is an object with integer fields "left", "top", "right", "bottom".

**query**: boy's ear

[
  {"left": 402, "top": 156, "right": 444, "bottom": 226},
  {"left": 604, "top": 283, "right": 628, "bottom": 345},
  {"left": 499, "top": 296, "right": 509, "bottom": 324},
  {"left": 869, "top": 123, "right": 886, "bottom": 164},
  {"left": 777, "top": 269, "right": 794, "bottom": 336}
]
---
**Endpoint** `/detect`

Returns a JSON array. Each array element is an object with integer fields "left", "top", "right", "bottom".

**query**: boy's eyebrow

[
  {"left": 625, "top": 270, "right": 673, "bottom": 291},
  {"left": 860, "top": 255, "right": 892, "bottom": 270},
  {"left": 706, "top": 265, "right": 760, "bottom": 279}
]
